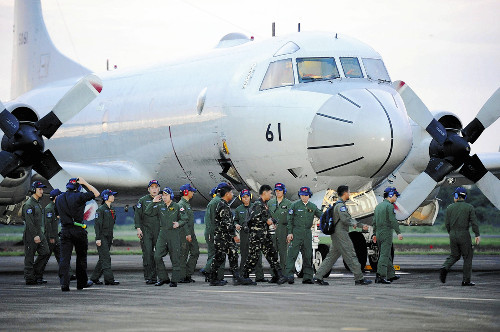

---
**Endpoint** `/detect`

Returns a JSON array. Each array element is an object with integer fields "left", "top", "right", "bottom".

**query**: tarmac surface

[{"left": 1, "top": 254, "right": 499, "bottom": 331}]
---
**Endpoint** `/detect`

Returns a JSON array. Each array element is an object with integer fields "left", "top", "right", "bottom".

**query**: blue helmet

[
  {"left": 454, "top": 187, "right": 467, "bottom": 199},
  {"left": 274, "top": 183, "right": 287, "bottom": 193},
  {"left": 298, "top": 186, "right": 312, "bottom": 197},
  {"left": 101, "top": 189, "right": 117, "bottom": 201},
  {"left": 238, "top": 189, "right": 252, "bottom": 200},
  {"left": 66, "top": 178, "right": 82, "bottom": 191},
  {"left": 49, "top": 188, "right": 62, "bottom": 199},
  {"left": 384, "top": 187, "right": 400, "bottom": 198},
  {"left": 148, "top": 179, "right": 160, "bottom": 188},
  {"left": 162, "top": 187, "right": 175, "bottom": 199},
  {"left": 180, "top": 183, "right": 197, "bottom": 196}
]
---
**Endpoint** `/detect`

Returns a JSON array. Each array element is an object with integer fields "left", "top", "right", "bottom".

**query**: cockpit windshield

[
  {"left": 362, "top": 58, "right": 391, "bottom": 82},
  {"left": 297, "top": 58, "right": 340, "bottom": 83},
  {"left": 260, "top": 59, "right": 294, "bottom": 90}
]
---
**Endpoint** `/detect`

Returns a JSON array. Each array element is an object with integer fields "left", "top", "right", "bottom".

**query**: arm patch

[{"left": 340, "top": 206, "right": 347, "bottom": 212}]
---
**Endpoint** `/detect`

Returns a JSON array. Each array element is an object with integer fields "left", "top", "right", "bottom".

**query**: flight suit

[
  {"left": 44, "top": 201, "right": 61, "bottom": 265},
  {"left": 178, "top": 198, "right": 200, "bottom": 280},
  {"left": 314, "top": 200, "right": 364, "bottom": 281},
  {"left": 373, "top": 199, "right": 401, "bottom": 279},
  {"left": 91, "top": 204, "right": 116, "bottom": 283},
  {"left": 234, "top": 203, "right": 264, "bottom": 279},
  {"left": 147, "top": 201, "right": 188, "bottom": 283},
  {"left": 203, "top": 195, "right": 224, "bottom": 279},
  {"left": 242, "top": 199, "right": 283, "bottom": 278},
  {"left": 210, "top": 199, "right": 240, "bottom": 281},
  {"left": 268, "top": 197, "right": 293, "bottom": 271},
  {"left": 23, "top": 196, "right": 50, "bottom": 284},
  {"left": 442, "top": 200, "right": 480, "bottom": 282},
  {"left": 134, "top": 194, "right": 161, "bottom": 281},
  {"left": 285, "top": 200, "right": 322, "bottom": 281}
]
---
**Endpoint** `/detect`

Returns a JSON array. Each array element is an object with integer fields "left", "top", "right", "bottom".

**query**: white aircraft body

[{"left": 1, "top": 0, "right": 499, "bottom": 226}]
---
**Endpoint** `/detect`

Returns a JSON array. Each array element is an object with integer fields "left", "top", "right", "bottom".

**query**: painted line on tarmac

[
  {"left": 424, "top": 296, "right": 499, "bottom": 302},
  {"left": 196, "top": 289, "right": 309, "bottom": 295}
]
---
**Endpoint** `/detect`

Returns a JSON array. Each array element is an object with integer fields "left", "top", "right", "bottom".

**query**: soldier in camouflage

[
  {"left": 209, "top": 183, "right": 245, "bottom": 286},
  {"left": 242, "top": 185, "right": 288, "bottom": 285}
]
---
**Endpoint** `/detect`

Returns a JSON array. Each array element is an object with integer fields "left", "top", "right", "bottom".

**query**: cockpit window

[
  {"left": 296, "top": 58, "right": 340, "bottom": 83},
  {"left": 362, "top": 58, "right": 391, "bottom": 82},
  {"left": 260, "top": 59, "right": 294, "bottom": 90},
  {"left": 340, "top": 57, "right": 363, "bottom": 78}
]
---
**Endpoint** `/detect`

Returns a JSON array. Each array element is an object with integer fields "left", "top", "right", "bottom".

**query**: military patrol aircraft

[{"left": 1, "top": 0, "right": 499, "bottom": 234}]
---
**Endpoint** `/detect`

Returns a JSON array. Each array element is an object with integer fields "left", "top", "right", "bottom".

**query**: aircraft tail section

[{"left": 11, "top": 0, "right": 91, "bottom": 99}]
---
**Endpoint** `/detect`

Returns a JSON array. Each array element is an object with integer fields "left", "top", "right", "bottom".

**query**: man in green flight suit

[
  {"left": 91, "top": 189, "right": 120, "bottom": 285},
  {"left": 373, "top": 187, "right": 404, "bottom": 284},
  {"left": 45, "top": 189, "right": 62, "bottom": 266},
  {"left": 314, "top": 185, "right": 372, "bottom": 286},
  {"left": 148, "top": 187, "right": 188, "bottom": 287},
  {"left": 267, "top": 182, "right": 292, "bottom": 283},
  {"left": 201, "top": 184, "right": 226, "bottom": 283},
  {"left": 134, "top": 180, "right": 161, "bottom": 284},
  {"left": 440, "top": 187, "right": 480, "bottom": 286},
  {"left": 285, "top": 186, "right": 322, "bottom": 284},
  {"left": 234, "top": 189, "right": 266, "bottom": 282},
  {"left": 23, "top": 181, "right": 50, "bottom": 285},
  {"left": 178, "top": 183, "right": 200, "bottom": 283}
]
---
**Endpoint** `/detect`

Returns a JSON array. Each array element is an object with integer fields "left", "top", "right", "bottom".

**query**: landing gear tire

[
  {"left": 294, "top": 252, "right": 304, "bottom": 278},
  {"left": 343, "top": 231, "right": 367, "bottom": 271},
  {"left": 369, "top": 243, "right": 394, "bottom": 273},
  {"left": 314, "top": 244, "right": 332, "bottom": 278}
]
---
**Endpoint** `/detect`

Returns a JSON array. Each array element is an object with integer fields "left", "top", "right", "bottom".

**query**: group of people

[{"left": 22, "top": 176, "right": 481, "bottom": 291}]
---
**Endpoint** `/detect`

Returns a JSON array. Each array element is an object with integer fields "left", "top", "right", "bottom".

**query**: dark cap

[
  {"left": 180, "top": 183, "right": 197, "bottom": 193},
  {"left": 101, "top": 189, "right": 117, "bottom": 201},
  {"left": 49, "top": 188, "right": 62, "bottom": 198},
  {"left": 384, "top": 187, "right": 400, "bottom": 197},
  {"left": 148, "top": 180, "right": 160, "bottom": 188},
  {"left": 31, "top": 181, "right": 47, "bottom": 189}
]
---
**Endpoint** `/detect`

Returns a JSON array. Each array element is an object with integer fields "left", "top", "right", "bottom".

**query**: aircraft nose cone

[{"left": 307, "top": 88, "right": 412, "bottom": 182}]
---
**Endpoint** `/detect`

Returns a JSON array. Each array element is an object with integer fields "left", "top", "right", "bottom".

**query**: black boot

[
  {"left": 274, "top": 269, "right": 288, "bottom": 285},
  {"left": 239, "top": 272, "right": 256, "bottom": 285},
  {"left": 439, "top": 268, "right": 448, "bottom": 283},
  {"left": 375, "top": 274, "right": 391, "bottom": 284}
]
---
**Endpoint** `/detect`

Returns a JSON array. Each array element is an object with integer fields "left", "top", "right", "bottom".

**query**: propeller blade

[
  {"left": 0, "top": 150, "right": 22, "bottom": 180},
  {"left": 462, "top": 87, "right": 500, "bottom": 144},
  {"left": 394, "top": 172, "right": 437, "bottom": 220},
  {"left": 47, "top": 168, "right": 73, "bottom": 194},
  {"left": 32, "top": 149, "right": 63, "bottom": 181},
  {"left": 393, "top": 157, "right": 455, "bottom": 220},
  {"left": 0, "top": 101, "right": 20, "bottom": 139},
  {"left": 36, "top": 74, "right": 103, "bottom": 139},
  {"left": 476, "top": 172, "right": 500, "bottom": 210},
  {"left": 394, "top": 81, "right": 447, "bottom": 145},
  {"left": 459, "top": 154, "right": 500, "bottom": 209}
]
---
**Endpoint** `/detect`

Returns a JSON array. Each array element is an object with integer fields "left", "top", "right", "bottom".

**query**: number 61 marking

[{"left": 266, "top": 123, "right": 282, "bottom": 142}]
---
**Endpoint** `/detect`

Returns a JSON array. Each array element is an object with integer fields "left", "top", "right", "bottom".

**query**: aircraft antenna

[
  {"left": 272, "top": 22, "right": 276, "bottom": 37},
  {"left": 298, "top": 23, "right": 301, "bottom": 32}
]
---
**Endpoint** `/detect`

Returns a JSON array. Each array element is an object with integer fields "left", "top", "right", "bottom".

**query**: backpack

[{"left": 319, "top": 203, "right": 338, "bottom": 235}]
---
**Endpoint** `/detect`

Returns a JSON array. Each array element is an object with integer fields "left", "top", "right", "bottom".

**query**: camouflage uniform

[
  {"left": 242, "top": 199, "right": 282, "bottom": 278},
  {"left": 209, "top": 199, "right": 240, "bottom": 282},
  {"left": 234, "top": 203, "right": 264, "bottom": 279}
]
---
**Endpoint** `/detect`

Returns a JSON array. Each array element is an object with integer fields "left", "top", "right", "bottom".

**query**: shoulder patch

[
  {"left": 26, "top": 208, "right": 32, "bottom": 214},
  {"left": 46, "top": 212, "right": 53, "bottom": 218},
  {"left": 136, "top": 203, "right": 142, "bottom": 208},
  {"left": 340, "top": 206, "right": 347, "bottom": 212},
  {"left": 288, "top": 209, "right": 294, "bottom": 215},
  {"left": 95, "top": 213, "right": 99, "bottom": 219}
]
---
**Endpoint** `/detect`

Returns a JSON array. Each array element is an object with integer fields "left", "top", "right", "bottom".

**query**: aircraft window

[
  {"left": 274, "top": 42, "right": 300, "bottom": 57},
  {"left": 296, "top": 57, "right": 340, "bottom": 83},
  {"left": 260, "top": 59, "right": 294, "bottom": 90},
  {"left": 363, "top": 58, "right": 391, "bottom": 82},
  {"left": 340, "top": 57, "right": 363, "bottom": 78}
]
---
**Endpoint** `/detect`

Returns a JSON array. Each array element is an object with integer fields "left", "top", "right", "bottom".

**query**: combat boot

[
  {"left": 274, "top": 269, "right": 288, "bottom": 285},
  {"left": 210, "top": 279, "right": 225, "bottom": 286},
  {"left": 239, "top": 273, "right": 256, "bottom": 285},
  {"left": 375, "top": 274, "right": 391, "bottom": 284},
  {"left": 439, "top": 267, "right": 448, "bottom": 283},
  {"left": 232, "top": 271, "right": 243, "bottom": 285}
]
